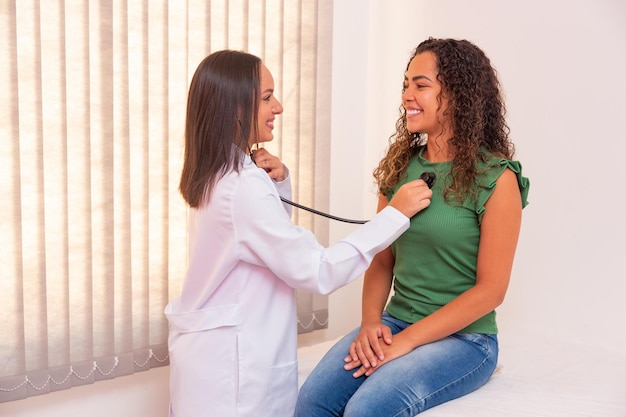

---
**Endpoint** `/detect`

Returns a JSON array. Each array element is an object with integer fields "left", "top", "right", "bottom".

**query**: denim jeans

[{"left": 295, "top": 312, "right": 498, "bottom": 417}]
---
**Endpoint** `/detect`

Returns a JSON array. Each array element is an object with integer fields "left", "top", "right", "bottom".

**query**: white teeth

[{"left": 406, "top": 109, "right": 420, "bottom": 115}]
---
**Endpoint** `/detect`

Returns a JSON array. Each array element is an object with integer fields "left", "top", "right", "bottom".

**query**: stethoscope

[{"left": 249, "top": 147, "right": 436, "bottom": 224}]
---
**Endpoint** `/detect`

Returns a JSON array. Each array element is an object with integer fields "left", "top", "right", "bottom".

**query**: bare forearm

[
  {"left": 401, "top": 283, "right": 505, "bottom": 348},
  {"left": 361, "top": 277, "right": 391, "bottom": 324},
  {"left": 361, "top": 249, "right": 394, "bottom": 324}
]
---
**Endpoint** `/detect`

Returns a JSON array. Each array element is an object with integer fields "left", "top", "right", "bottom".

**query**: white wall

[{"left": 3, "top": 1, "right": 625, "bottom": 415}]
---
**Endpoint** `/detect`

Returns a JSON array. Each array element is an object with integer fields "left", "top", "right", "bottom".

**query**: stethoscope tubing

[
  {"left": 280, "top": 197, "right": 369, "bottom": 224},
  {"left": 281, "top": 172, "right": 435, "bottom": 224},
  {"left": 249, "top": 146, "right": 435, "bottom": 224}
]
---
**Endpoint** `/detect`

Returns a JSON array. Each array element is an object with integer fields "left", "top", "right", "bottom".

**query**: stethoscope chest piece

[{"left": 420, "top": 172, "right": 436, "bottom": 189}]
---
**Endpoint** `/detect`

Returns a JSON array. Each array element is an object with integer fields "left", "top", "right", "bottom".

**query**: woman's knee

[{"left": 294, "top": 384, "right": 323, "bottom": 416}]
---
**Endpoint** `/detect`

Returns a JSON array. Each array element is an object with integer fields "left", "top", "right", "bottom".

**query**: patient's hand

[
  {"left": 345, "top": 330, "right": 415, "bottom": 377},
  {"left": 343, "top": 323, "right": 392, "bottom": 375}
]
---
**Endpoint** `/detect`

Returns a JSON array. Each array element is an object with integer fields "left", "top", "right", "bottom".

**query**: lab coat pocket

[
  {"left": 267, "top": 360, "right": 298, "bottom": 416},
  {"left": 165, "top": 304, "right": 241, "bottom": 415},
  {"left": 169, "top": 326, "right": 240, "bottom": 416}
]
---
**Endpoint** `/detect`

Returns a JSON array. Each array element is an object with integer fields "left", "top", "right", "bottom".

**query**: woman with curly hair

[{"left": 295, "top": 38, "right": 530, "bottom": 417}]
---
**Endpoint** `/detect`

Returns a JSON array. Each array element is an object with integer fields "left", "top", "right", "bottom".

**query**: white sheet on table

[{"left": 297, "top": 332, "right": 626, "bottom": 417}]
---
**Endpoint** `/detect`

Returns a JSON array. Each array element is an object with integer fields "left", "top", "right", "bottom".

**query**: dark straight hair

[{"left": 179, "top": 50, "right": 261, "bottom": 207}]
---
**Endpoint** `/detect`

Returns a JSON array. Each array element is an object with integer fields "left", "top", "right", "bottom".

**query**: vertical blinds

[{"left": 0, "top": 0, "right": 331, "bottom": 402}]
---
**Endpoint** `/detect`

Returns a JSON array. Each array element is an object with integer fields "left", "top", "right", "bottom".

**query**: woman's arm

[
  {"left": 347, "top": 168, "right": 523, "bottom": 377},
  {"left": 345, "top": 194, "right": 397, "bottom": 370}
]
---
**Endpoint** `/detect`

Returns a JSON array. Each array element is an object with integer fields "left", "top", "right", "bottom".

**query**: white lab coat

[{"left": 165, "top": 153, "right": 410, "bottom": 417}]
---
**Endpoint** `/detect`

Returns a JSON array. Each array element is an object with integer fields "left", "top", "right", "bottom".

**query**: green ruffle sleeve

[{"left": 473, "top": 158, "right": 530, "bottom": 224}]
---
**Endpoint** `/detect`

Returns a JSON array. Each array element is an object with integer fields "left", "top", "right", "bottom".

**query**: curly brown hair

[{"left": 374, "top": 38, "right": 515, "bottom": 202}]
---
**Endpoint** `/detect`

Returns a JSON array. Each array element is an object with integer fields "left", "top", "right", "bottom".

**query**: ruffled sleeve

[{"left": 473, "top": 158, "right": 530, "bottom": 224}]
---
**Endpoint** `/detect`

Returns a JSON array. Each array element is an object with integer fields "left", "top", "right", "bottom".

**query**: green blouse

[{"left": 386, "top": 146, "right": 530, "bottom": 334}]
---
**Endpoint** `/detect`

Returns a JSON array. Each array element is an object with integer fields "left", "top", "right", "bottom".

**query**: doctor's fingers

[
  {"left": 388, "top": 181, "right": 432, "bottom": 218},
  {"left": 251, "top": 148, "right": 279, "bottom": 164},
  {"left": 266, "top": 166, "right": 286, "bottom": 182},
  {"left": 254, "top": 153, "right": 282, "bottom": 171},
  {"left": 400, "top": 179, "right": 433, "bottom": 195}
]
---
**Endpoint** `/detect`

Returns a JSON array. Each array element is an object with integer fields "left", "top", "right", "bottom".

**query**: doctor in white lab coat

[{"left": 165, "top": 50, "right": 433, "bottom": 417}]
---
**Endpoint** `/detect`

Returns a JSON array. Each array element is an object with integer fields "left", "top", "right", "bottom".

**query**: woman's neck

[{"left": 423, "top": 137, "right": 453, "bottom": 163}]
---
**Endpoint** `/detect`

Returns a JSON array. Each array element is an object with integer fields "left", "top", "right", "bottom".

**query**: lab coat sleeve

[
  {"left": 233, "top": 170, "right": 409, "bottom": 295},
  {"left": 272, "top": 165, "right": 292, "bottom": 216}
]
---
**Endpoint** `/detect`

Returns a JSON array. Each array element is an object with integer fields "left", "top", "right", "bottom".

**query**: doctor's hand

[
  {"left": 388, "top": 179, "right": 432, "bottom": 218},
  {"left": 252, "top": 148, "right": 286, "bottom": 182}
]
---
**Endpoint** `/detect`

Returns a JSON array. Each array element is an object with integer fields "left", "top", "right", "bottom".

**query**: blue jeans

[{"left": 295, "top": 312, "right": 498, "bottom": 417}]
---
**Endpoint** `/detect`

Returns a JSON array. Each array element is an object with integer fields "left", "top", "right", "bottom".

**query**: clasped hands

[{"left": 343, "top": 324, "right": 412, "bottom": 378}]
